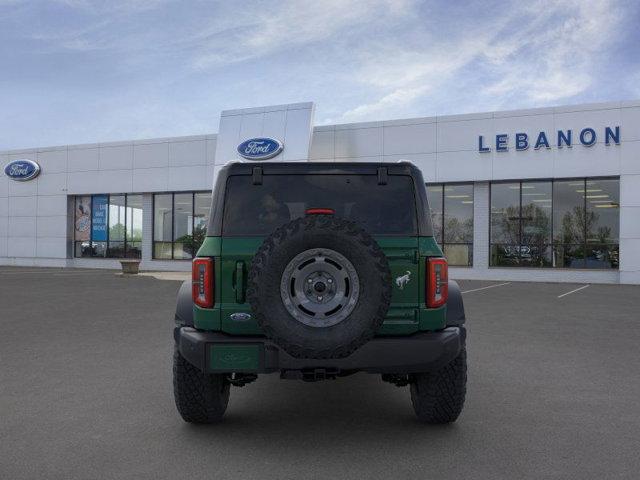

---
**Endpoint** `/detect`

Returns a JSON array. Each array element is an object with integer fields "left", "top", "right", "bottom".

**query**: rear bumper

[{"left": 175, "top": 326, "right": 465, "bottom": 375}]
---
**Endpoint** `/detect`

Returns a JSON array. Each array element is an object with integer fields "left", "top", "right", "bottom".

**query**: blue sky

[{"left": 1, "top": 0, "right": 639, "bottom": 150}]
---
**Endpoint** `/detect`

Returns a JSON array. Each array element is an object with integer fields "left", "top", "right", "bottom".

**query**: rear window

[{"left": 222, "top": 174, "right": 417, "bottom": 236}]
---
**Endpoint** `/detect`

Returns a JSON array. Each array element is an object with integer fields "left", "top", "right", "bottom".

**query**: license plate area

[{"left": 208, "top": 344, "right": 263, "bottom": 372}]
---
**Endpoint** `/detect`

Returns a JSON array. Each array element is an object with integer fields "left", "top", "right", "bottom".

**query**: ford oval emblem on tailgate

[{"left": 230, "top": 312, "right": 252, "bottom": 322}]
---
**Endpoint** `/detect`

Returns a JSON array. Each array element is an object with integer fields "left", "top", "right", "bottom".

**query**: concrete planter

[{"left": 119, "top": 259, "right": 141, "bottom": 274}]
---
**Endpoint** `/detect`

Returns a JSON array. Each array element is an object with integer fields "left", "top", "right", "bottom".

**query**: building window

[
  {"left": 126, "top": 195, "right": 143, "bottom": 258},
  {"left": 152, "top": 191, "right": 212, "bottom": 259},
  {"left": 490, "top": 178, "right": 619, "bottom": 269},
  {"left": 74, "top": 194, "right": 143, "bottom": 259},
  {"left": 426, "top": 183, "right": 473, "bottom": 266}
]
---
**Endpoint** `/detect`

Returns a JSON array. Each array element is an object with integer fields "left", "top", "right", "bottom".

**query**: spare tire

[{"left": 247, "top": 214, "right": 392, "bottom": 359}]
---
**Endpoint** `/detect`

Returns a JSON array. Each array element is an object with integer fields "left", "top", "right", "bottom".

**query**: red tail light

[
  {"left": 305, "top": 208, "right": 335, "bottom": 215},
  {"left": 192, "top": 258, "right": 214, "bottom": 308},
  {"left": 426, "top": 257, "right": 448, "bottom": 308}
]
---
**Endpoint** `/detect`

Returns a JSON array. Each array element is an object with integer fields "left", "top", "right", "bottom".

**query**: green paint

[
  {"left": 195, "top": 234, "right": 447, "bottom": 335},
  {"left": 419, "top": 236, "right": 443, "bottom": 257},
  {"left": 195, "top": 236, "right": 222, "bottom": 257},
  {"left": 376, "top": 237, "right": 420, "bottom": 329},
  {"left": 419, "top": 305, "right": 447, "bottom": 330},
  {"left": 193, "top": 304, "right": 221, "bottom": 330},
  {"left": 210, "top": 344, "right": 261, "bottom": 372}
]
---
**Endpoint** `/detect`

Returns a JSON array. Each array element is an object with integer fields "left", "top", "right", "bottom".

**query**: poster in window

[
  {"left": 74, "top": 196, "right": 91, "bottom": 241},
  {"left": 91, "top": 195, "right": 108, "bottom": 242}
]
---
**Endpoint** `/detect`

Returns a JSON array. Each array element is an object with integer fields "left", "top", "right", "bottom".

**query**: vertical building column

[
  {"left": 473, "top": 182, "right": 490, "bottom": 271},
  {"left": 619, "top": 174, "right": 640, "bottom": 284},
  {"left": 65, "top": 196, "right": 75, "bottom": 261},
  {"left": 142, "top": 193, "right": 153, "bottom": 263}
]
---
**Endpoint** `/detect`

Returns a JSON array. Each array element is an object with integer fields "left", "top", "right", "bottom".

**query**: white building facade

[{"left": 1, "top": 100, "right": 639, "bottom": 284}]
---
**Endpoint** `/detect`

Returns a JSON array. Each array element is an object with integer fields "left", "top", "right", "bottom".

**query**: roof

[{"left": 219, "top": 161, "right": 422, "bottom": 177}]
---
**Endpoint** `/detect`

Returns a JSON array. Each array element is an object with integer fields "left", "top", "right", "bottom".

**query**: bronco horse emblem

[{"left": 395, "top": 271, "right": 411, "bottom": 290}]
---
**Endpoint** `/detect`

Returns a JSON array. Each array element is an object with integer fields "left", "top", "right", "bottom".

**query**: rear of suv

[{"left": 173, "top": 162, "right": 467, "bottom": 423}]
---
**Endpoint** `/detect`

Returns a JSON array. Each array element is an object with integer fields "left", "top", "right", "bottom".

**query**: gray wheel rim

[{"left": 280, "top": 248, "right": 360, "bottom": 327}]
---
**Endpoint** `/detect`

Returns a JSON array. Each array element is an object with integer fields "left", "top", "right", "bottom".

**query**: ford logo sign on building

[
  {"left": 4, "top": 159, "right": 41, "bottom": 181},
  {"left": 237, "top": 137, "right": 283, "bottom": 160}
]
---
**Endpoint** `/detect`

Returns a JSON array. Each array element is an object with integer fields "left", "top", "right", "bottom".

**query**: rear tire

[
  {"left": 173, "top": 348, "right": 230, "bottom": 423},
  {"left": 409, "top": 345, "right": 467, "bottom": 424}
]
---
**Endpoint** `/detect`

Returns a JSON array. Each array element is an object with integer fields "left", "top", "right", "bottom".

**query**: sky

[{"left": 1, "top": 0, "right": 639, "bottom": 150}]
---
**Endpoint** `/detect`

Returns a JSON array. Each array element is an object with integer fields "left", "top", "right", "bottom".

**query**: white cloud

[
  {"left": 190, "top": 0, "right": 413, "bottom": 69},
  {"left": 337, "top": 36, "right": 493, "bottom": 121},
  {"left": 52, "top": 0, "right": 170, "bottom": 13},
  {"left": 629, "top": 70, "right": 640, "bottom": 98},
  {"left": 481, "top": 0, "right": 621, "bottom": 105},
  {"left": 339, "top": 85, "right": 429, "bottom": 121},
  {"left": 335, "top": 0, "right": 625, "bottom": 122}
]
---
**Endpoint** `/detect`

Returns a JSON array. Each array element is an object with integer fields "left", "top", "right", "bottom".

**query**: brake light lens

[
  {"left": 305, "top": 208, "right": 335, "bottom": 215},
  {"left": 426, "top": 257, "right": 448, "bottom": 308},
  {"left": 192, "top": 258, "right": 214, "bottom": 308}
]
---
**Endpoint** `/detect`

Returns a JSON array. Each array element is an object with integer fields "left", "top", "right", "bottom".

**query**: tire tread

[
  {"left": 173, "top": 349, "right": 230, "bottom": 423},
  {"left": 410, "top": 346, "right": 467, "bottom": 424}
]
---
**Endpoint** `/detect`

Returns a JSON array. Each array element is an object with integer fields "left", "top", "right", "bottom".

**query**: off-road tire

[
  {"left": 247, "top": 214, "right": 392, "bottom": 359},
  {"left": 173, "top": 348, "right": 230, "bottom": 423},
  {"left": 409, "top": 345, "right": 467, "bottom": 424}
]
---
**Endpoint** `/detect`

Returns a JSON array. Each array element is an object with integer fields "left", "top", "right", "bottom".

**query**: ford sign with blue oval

[
  {"left": 237, "top": 137, "right": 283, "bottom": 160},
  {"left": 4, "top": 159, "right": 41, "bottom": 181}
]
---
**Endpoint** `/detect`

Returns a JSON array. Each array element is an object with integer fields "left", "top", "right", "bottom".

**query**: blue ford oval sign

[
  {"left": 237, "top": 137, "right": 283, "bottom": 160},
  {"left": 4, "top": 159, "right": 41, "bottom": 181}
]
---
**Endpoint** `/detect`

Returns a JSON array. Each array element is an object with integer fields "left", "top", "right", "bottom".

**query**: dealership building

[{"left": 1, "top": 100, "right": 639, "bottom": 284}]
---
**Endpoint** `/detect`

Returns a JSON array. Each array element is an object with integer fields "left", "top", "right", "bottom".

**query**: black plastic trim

[
  {"left": 252, "top": 166, "right": 263, "bottom": 185},
  {"left": 174, "top": 280, "right": 194, "bottom": 327},
  {"left": 446, "top": 280, "right": 466, "bottom": 326},
  {"left": 377, "top": 166, "right": 388, "bottom": 185},
  {"left": 175, "top": 326, "right": 464, "bottom": 375}
]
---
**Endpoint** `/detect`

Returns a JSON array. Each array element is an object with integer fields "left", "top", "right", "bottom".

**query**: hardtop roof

[{"left": 219, "top": 161, "right": 423, "bottom": 177}]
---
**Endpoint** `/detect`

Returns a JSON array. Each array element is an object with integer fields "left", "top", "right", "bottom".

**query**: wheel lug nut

[
  {"left": 327, "top": 279, "right": 332, "bottom": 283},
  {"left": 317, "top": 296, "right": 322, "bottom": 301}
]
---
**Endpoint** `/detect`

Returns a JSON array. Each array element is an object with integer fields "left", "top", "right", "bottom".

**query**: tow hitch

[{"left": 280, "top": 368, "right": 340, "bottom": 382}]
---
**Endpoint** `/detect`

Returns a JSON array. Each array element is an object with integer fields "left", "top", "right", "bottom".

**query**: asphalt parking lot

[{"left": 1, "top": 268, "right": 639, "bottom": 480}]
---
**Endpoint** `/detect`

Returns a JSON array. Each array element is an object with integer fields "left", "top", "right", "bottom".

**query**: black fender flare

[
  {"left": 446, "top": 280, "right": 466, "bottom": 326},
  {"left": 175, "top": 280, "right": 194, "bottom": 327}
]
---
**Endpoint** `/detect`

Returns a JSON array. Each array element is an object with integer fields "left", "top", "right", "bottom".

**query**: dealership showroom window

[
  {"left": 490, "top": 178, "right": 619, "bottom": 269},
  {"left": 74, "top": 194, "right": 143, "bottom": 259},
  {"left": 153, "top": 191, "right": 212, "bottom": 260},
  {"left": 426, "top": 183, "right": 474, "bottom": 266},
  {"left": 74, "top": 191, "right": 213, "bottom": 260}
]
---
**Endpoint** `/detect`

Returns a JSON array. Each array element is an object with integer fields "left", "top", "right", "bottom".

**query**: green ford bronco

[{"left": 173, "top": 161, "right": 467, "bottom": 423}]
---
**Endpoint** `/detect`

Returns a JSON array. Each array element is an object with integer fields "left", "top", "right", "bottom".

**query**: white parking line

[
  {"left": 557, "top": 284, "right": 590, "bottom": 298},
  {"left": 0, "top": 269, "right": 55, "bottom": 273},
  {"left": 51, "top": 272, "right": 115, "bottom": 276},
  {"left": 461, "top": 282, "right": 511, "bottom": 294},
  {"left": 0, "top": 271, "right": 63, "bottom": 275},
  {"left": 0, "top": 270, "right": 113, "bottom": 276}
]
